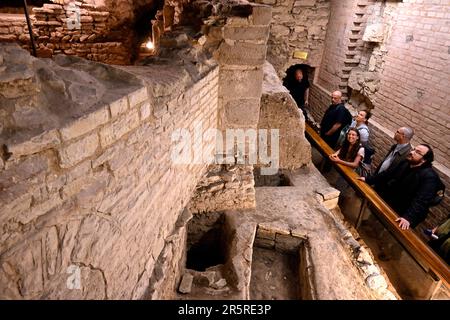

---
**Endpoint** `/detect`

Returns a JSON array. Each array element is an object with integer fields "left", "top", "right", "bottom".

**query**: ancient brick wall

[
  {"left": 188, "top": 164, "right": 256, "bottom": 214},
  {"left": 253, "top": 0, "right": 331, "bottom": 77},
  {"left": 0, "top": 61, "right": 220, "bottom": 299},
  {"left": 0, "top": 1, "right": 130, "bottom": 64}
]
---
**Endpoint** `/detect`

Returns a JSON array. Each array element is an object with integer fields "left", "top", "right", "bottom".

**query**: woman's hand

[{"left": 329, "top": 154, "right": 340, "bottom": 162}]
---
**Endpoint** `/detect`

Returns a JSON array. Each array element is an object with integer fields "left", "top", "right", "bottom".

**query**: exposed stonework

[
  {"left": 254, "top": 0, "right": 331, "bottom": 78},
  {"left": 0, "top": 44, "right": 219, "bottom": 299},
  {"left": 188, "top": 164, "right": 256, "bottom": 214}
]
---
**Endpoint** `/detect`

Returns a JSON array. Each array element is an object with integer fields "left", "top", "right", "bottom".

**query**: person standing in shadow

[{"left": 283, "top": 66, "right": 310, "bottom": 119}]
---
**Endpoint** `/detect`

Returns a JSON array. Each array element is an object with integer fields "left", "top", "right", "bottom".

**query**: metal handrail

[{"left": 305, "top": 123, "right": 449, "bottom": 288}]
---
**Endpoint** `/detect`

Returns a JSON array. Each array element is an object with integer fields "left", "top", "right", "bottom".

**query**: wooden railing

[{"left": 305, "top": 123, "right": 450, "bottom": 288}]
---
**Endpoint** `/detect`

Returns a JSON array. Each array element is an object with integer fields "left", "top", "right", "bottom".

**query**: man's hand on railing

[
  {"left": 396, "top": 217, "right": 411, "bottom": 230},
  {"left": 357, "top": 176, "right": 366, "bottom": 181}
]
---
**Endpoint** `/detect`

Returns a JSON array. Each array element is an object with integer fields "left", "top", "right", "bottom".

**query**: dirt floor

[{"left": 250, "top": 247, "right": 300, "bottom": 300}]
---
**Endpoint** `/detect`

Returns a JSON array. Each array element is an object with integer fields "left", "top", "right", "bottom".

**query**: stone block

[
  {"left": 109, "top": 96, "right": 128, "bottom": 118},
  {"left": 316, "top": 187, "right": 340, "bottom": 201},
  {"left": 58, "top": 133, "right": 99, "bottom": 168},
  {"left": 275, "top": 233, "right": 302, "bottom": 253},
  {"left": 224, "top": 99, "right": 260, "bottom": 127},
  {"left": 18, "top": 193, "right": 62, "bottom": 224},
  {"left": 253, "top": 237, "right": 275, "bottom": 249},
  {"left": 362, "top": 23, "right": 384, "bottom": 43},
  {"left": 251, "top": 5, "right": 273, "bottom": 26},
  {"left": 179, "top": 273, "right": 193, "bottom": 294},
  {"left": 60, "top": 106, "right": 109, "bottom": 141},
  {"left": 6, "top": 129, "right": 60, "bottom": 159},
  {"left": 294, "top": 0, "right": 317, "bottom": 7},
  {"left": 256, "top": 228, "right": 276, "bottom": 240},
  {"left": 219, "top": 69, "right": 263, "bottom": 100},
  {"left": 140, "top": 102, "right": 152, "bottom": 121},
  {"left": 99, "top": 111, "right": 140, "bottom": 148},
  {"left": 216, "top": 42, "right": 267, "bottom": 66},
  {"left": 128, "top": 87, "right": 148, "bottom": 108},
  {"left": 224, "top": 26, "right": 269, "bottom": 41},
  {"left": 365, "top": 274, "right": 387, "bottom": 291}
]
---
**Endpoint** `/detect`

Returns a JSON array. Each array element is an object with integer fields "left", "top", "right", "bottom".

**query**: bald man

[{"left": 319, "top": 91, "right": 352, "bottom": 149}]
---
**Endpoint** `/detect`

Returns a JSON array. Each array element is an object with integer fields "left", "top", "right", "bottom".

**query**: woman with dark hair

[
  {"left": 282, "top": 67, "right": 310, "bottom": 118},
  {"left": 329, "top": 128, "right": 364, "bottom": 169}
]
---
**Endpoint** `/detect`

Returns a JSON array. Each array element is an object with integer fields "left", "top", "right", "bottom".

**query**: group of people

[
  {"left": 320, "top": 90, "right": 447, "bottom": 262},
  {"left": 283, "top": 68, "right": 448, "bottom": 263}
]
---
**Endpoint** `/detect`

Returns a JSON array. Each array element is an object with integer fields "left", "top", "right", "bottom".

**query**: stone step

[
  {"left": 344, "top": 58, "right": 360, "bottom": 64},
  {"left": 342, "top": 67, "right": 354, "bottom": 72},
  {"left": 349, "top": 34, "right": 361, "bottom": 40}
]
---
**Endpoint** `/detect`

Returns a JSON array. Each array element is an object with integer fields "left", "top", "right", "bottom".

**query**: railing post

[
  {"left": 355, "top": 198, "right": 368, "bottom": 230},
  {"left": 22, "top": 0, "right": 37, "bottom": 57}
]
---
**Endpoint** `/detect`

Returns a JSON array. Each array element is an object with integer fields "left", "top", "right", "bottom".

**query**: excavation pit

[
  {"left": 254, "top": 168, "right": 294, "bottom": 187},
  {"left": 250, "top": 227, "right": 313, "bottom": 300},
  {"left": 186, "top": 212, "right": 229, "bottom": 272}
]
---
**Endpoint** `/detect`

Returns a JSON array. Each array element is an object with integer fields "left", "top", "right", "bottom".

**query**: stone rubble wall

[
  {"left": 253, "top": 0, "right": 331, "bottom": 78},
  {"left": 0, "top": 1, "right": 130, "bottom": 64},
  {"left": 0, "top": 59, "right": 220, "bottom": 299},
  {"left": 187, "top": 164, "right": 256, "bottom": 214}
]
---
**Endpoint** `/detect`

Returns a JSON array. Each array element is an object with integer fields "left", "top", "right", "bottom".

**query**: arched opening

[{"left": 131, "top": 0, "right": 164, "bottom": 63}]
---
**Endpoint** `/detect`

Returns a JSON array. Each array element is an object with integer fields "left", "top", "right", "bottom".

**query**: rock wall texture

[
  {"left": 188, "top": 164, "right": 256, "bottom": 214},
  {"left": 0, "top": 44, "right": 219, "bottom": 299},
  {"left": 0, "top": 1, "right": 129, "bottom": 64},
  {"left": 254, "top": 0, "right": 331, "bottom": 77}
]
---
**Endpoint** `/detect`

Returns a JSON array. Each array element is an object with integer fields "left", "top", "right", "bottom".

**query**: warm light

[{"left": 145, "top": 41, "right": 154, "bottom": 50}]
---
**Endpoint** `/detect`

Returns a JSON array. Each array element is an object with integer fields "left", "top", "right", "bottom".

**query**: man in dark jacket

[
  {"left": 375, "top": 126, "right": 414, "bottom": 174},
  {"left": 361, "top": 144, "right": 441, "bottom": 230},
  {"left": 320, "top": 91, "right": 352, "bottom": 149}
]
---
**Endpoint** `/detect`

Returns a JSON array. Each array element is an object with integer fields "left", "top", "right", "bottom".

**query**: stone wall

[
  {"left": 316, "top": 0, "right": 373, "bottom": 98},
  {"left": 254, "top": 0, "right": 331, "bottom": 77},
  {"left": 0, "top": 1, "right": 131, "bottom": 64},
  {"left": 188, "top": 164, "right": 256, "bottom": 214},
  {"left": 259, "top": 61, "right": 311, "bottom": 169},
  {"left": 215, "top": 3, "right": 272, "bottom": 132},
  {"left": 0, "top": 46, "right": 220, "bottom": 299}
]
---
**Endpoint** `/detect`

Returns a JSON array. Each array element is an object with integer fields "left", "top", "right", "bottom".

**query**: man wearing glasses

[
  {"left": 360, "top": 144, "right": 442, "bottom": 230},
  {"left": 375, "top": 127, "right": 414, "bottom": 175}
]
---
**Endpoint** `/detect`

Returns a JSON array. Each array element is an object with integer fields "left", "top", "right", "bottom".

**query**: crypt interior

[{"left": 0, "top": 0, "right": 449, "bottom": 300}]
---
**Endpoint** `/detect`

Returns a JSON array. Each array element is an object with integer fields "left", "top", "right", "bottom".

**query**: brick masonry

[
  {"left": 0, "top": 62, "right": 220, "bottom": 299},
  {"left": 254, "top": 0, "right": 331, "bottom": 77}
]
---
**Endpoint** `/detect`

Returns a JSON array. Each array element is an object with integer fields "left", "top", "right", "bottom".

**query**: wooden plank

[{"left": 305, "top": 123, "right": 450, "bottom": 288}]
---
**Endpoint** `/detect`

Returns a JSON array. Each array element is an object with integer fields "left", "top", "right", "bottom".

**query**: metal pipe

[{"left": 22, "top": 0, "right": 37, "bottom": 57}]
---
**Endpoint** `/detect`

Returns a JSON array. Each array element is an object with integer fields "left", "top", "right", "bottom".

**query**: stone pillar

[{"left": 214, "top": 4, "right": 272, "bottom": 132}]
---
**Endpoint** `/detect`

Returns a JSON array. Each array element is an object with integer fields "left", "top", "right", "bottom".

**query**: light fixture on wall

[{"left": 145, "top": 40, "right": 155, "bottom": 50}]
